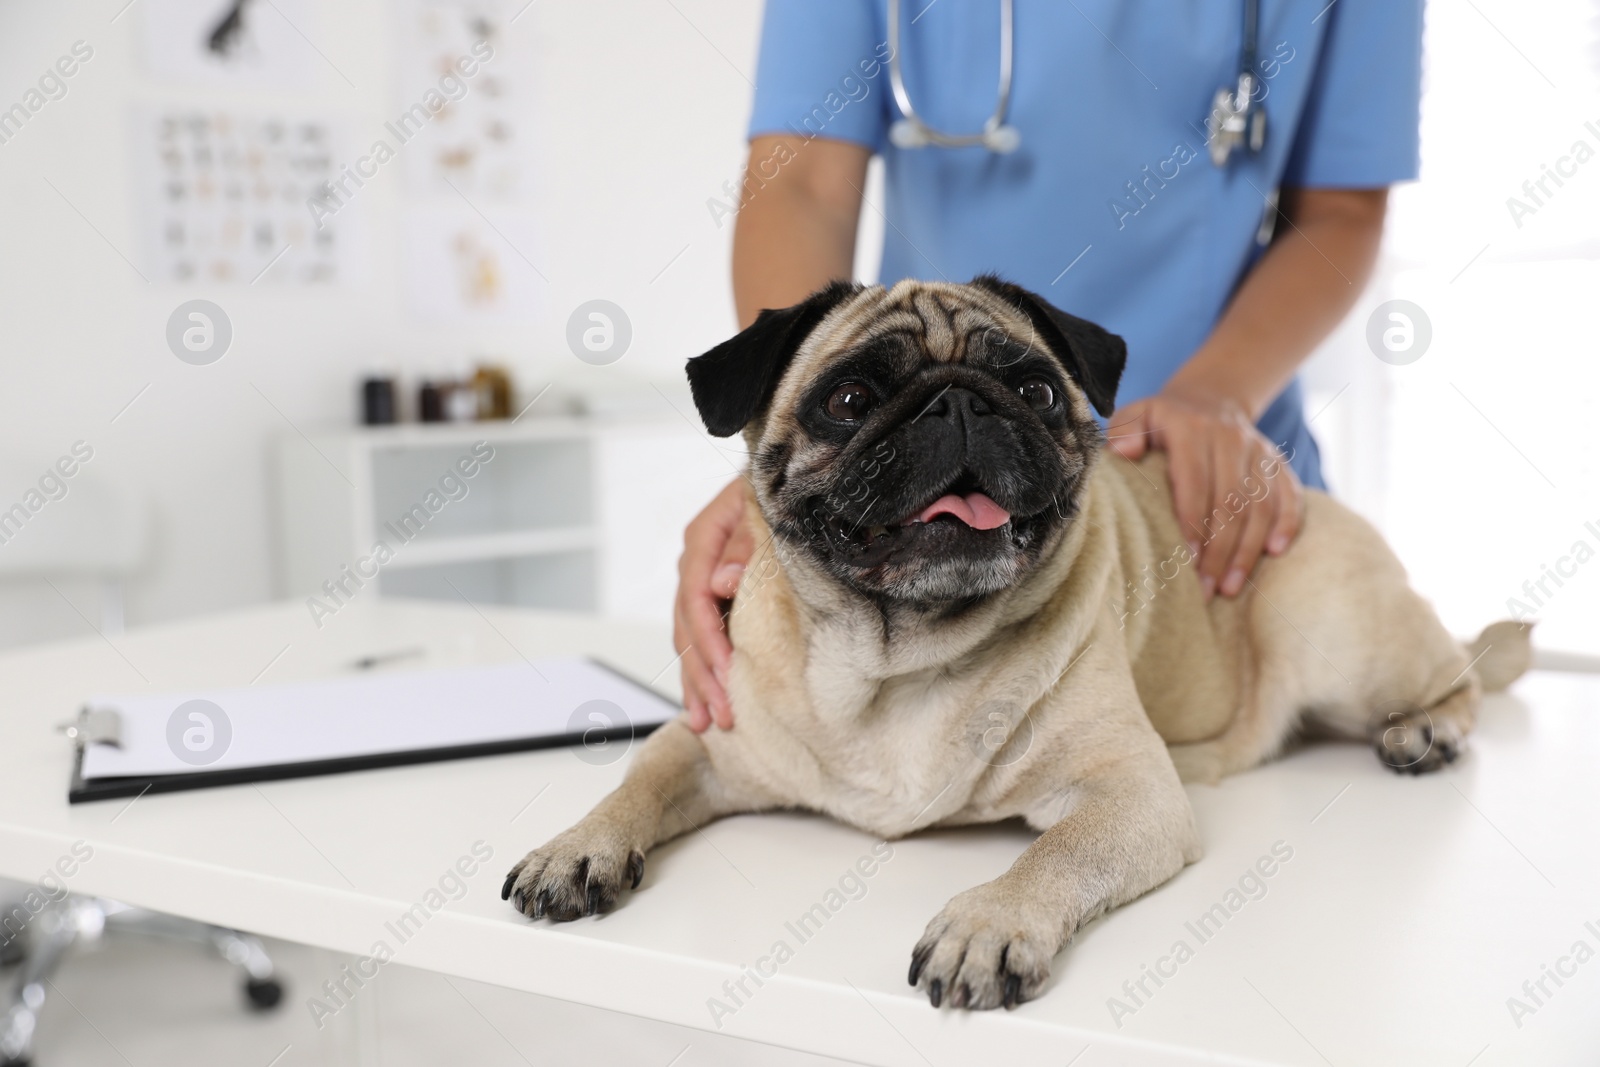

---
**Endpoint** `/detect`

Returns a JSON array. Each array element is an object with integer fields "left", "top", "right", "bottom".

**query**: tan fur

[{"left": 507, "top": 280, "right": 1531, "bottom": 1010}]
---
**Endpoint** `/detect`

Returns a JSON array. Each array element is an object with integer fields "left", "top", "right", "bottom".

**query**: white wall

[
  {"left": 2, "top": 0, "right": 1592, "bottom": 657},
  {"left": 0, "top": 0, "right": 766, "bottom": 645},
  {"left": 1306, "top": 0, "right": 1600, "bottom": 656}
]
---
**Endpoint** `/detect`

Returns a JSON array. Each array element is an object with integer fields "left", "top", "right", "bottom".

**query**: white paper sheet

[{"left": 81, "top": 658, "right": 676, "bottom": 779}]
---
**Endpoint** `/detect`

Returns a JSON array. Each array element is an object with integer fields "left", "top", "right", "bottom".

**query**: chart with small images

[
  {"left": 395, "top": 0, "right": 539, "bottom": 320},
  {"left": 396, "top": 0, "right": 524, "bottom": 201},
  {"left": 136, "top": 109, "right": 352, "bottom": 286}
]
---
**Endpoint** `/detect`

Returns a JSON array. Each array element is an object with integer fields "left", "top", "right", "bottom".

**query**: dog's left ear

[
  {"left": 971, "top": 275, "right": 1126, "bottom": 418},
  {"left": 686, "top": 280, "right": 861, "bottom": 437}
]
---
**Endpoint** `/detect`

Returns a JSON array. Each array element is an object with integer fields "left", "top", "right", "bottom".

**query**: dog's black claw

[
  {"left": 513, "top": 890, "right": 527, "bottom": 914},
  {"left": 929, "top": 978, "right": 943, "bottom": 1008},
  {"left": 534, "top": 890, "right": 550, "bottom": 919},
  {"left": 501, "top": 872, "right": 517, "bottom": 901},
  {"left": 585, "top": 881, "right": 602, "bottom": 916},
  {"left": 1003, "top": 972, "right": 1022, "bottom": 1009},
  {"left": 628, "top": 850, "right": 645, "bottom": 889},
  {"left": 908, "top": 945, "right": 931, "bottom": 987}
]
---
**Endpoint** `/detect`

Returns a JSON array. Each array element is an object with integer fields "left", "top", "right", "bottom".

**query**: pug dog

[{"left": 504, "top": 277, "right": 1530, "bottom": 1010}]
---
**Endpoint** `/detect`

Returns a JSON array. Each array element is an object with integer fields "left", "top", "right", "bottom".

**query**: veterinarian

[{"left": 676, "top": 0, "right": 1422, "bottom": 729}]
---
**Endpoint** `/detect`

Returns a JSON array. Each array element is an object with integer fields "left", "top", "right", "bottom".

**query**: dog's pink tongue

[{"left": 916, "top": 492, "right": 1011, "bottom": 530}]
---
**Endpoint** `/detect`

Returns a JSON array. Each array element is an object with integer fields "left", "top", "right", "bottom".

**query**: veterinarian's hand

[
  {"left": 1108, "top": 389, "right": 1302, "bottom": 600},
  {"left": 675, "top": 478, "right": 753, "bottom": 731}
]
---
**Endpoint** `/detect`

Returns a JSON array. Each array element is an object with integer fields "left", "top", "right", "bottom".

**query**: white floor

[{"left": 17, "top": 925, "right": 850, "bottom": 1067}]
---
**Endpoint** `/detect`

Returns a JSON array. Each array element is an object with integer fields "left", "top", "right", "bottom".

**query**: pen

[{"left": 347, "top": 647, "right": 425, "bottom": 671}]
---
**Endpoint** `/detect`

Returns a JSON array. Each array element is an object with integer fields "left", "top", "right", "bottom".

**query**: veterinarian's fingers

[
  {"left": 709, "top": 689, "right": 735, "bottom": 730},
  {"left": 676, "top": 480, "right": 745, "bottom": 713},
  {"left": 686, "top": 594, "right": 734, "bottom": 723},
  {"left": 675, "top": 606, "right": 711, "bottom": 732},
  {"left": 675, "top": 575, "right": 732, "bottom": 728},
  {"left": 1106, "top": 400, "right": 1151, "bottom": 459},
  {"left": 684, "top": 684, "right": 711, "bottom": 733},
  {"left": 682, "top": 650, "right": 724, "bottom": 731},
  {"left": 718, "top": 512, "right": 756, "bottom": 568},
  {"left": 677, "top": 480, "right": 745, "bottom": 590},
  {"left": 688, "top": 590, "right": 734, "bottom": 700},
  {"left": 672, "top": 600, "right": 708, "bottom": 730},
  {"left": 688, "top": 585, "right": 733, "bottom": 665},
  {"left": 1220, "top": 478, "right": 1274, "bottom": 596},
  {"left": 711, "top": 562, "right": 744, "bottom": 601},
  {"left": 1264, "top": 455, "right": 1304, "bottom": 556},
  {"left": 679, "top": 497, "right": 741, "bottom": 591},
  {"left": 1195, "top": 431, "right": 1249, "bottom": 597},
  {"left": 1163, "top": 418, "right": 1213, "bottom": 585},
  {"left": 712, "top": 520, "right": 755, "bottom": 609}
]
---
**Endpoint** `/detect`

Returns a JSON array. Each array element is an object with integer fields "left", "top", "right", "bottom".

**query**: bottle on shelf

[
  {"left": 418, "top": 380, "right": 445, "bottom": 423},
  {"left": 473, "top": 362, "right": 513, "bottom": 419},
  {"left": 361, "top": 376, "right": 397, "bottom": 425}
]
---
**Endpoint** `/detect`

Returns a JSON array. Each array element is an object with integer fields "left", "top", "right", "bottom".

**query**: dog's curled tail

[{"left": 1465, "top": 620, "right": 1535, "bottom": 692}]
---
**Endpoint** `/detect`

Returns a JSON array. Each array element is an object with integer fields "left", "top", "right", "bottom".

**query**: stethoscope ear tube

[
  {"left": 889, "top": 118, "right": 1021, "bottom": 154},
  {"left": 888, "top": 0, "right": 1266, "bottom": 164},
  {"left": 887, "top": 0, "right": 1021, "bottom": 153}
]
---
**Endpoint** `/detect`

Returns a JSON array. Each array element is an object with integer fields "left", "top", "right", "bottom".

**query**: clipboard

[{"left": 67, "top": 657, "right": 678, "bottom": 804}]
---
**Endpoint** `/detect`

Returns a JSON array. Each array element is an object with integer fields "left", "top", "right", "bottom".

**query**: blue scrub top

[{"left": 746, "top": 0, "right": 1424, "bottom": 490}]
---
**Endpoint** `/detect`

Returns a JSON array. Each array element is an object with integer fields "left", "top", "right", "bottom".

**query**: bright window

[{"left": 1304, "top": 0, "right": 1600, "bottom": 657}]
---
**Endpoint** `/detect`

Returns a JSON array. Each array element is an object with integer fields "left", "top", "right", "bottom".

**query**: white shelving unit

[
  {"left": 275, "top": 417, "right": 605, "bottom": 613},
  {"left": 273, "top": 406, "right": 742, "bottom": 624}
]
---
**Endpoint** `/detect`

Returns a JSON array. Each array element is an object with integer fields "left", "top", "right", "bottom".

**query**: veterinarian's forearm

[
  {"left": 732, "top": 135, "right": 870, "bottom": 329},
  {"left": 1167, "top": 186, "right": 1389, "bottom": 420}
]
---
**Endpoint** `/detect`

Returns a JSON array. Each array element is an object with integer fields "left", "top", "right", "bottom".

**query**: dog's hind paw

[
  {"left": 503, "top": 820, "right": 646, "bottom": 922},
  {"left": 1373, "top": 700, "right": 1464, "bottom": 775},
  {"left": 909, "top": 879, "right": 1061, "bottom": 1010}
]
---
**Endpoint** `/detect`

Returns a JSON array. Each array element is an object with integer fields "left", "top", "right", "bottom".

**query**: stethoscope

[
  {"left": 886, "top": 0, "right": 1266, "bottom": 167},
  {"left": 887, "top": 0, "right": 1020, "bottom": 153}
]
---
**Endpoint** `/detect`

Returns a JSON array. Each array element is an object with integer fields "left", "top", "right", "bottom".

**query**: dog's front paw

[
  {"left": 909, "top": 880, "right": 1062, "bottom": 1010},
  {"left": 502, "top": 820, "right": 646, "bottom": 922}
]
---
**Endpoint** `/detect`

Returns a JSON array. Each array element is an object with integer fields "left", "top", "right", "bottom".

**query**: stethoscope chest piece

[
  {"left": 1206, "top": 0, "right": 1268, "bottom": 167},
  {"left": 1206, "top": 70, "right": 1268, "bottom": 167}
]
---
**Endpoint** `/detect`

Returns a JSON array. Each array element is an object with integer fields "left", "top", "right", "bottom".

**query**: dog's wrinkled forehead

[
  {"left": 768, "top": 281, "right": 1045, "bottom": 419},
  {"left": 684, "top": 275, "right": 1125, "bottom": 441}
]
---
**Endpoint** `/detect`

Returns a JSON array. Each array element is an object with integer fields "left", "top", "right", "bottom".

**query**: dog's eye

[
  {"left": 1017, "top": 378, "right": 1055, "bottom": 411},
  {"left": 824, "top": 382, "right": 874, "bottom": 421}
]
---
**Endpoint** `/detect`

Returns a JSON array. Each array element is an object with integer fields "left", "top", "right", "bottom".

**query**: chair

[
  {"left": 0, "top": 470, "right": 284, "bottom": 1066},
  {"left": 0, "top": 896, "right": 284, "bottom": 1066}
]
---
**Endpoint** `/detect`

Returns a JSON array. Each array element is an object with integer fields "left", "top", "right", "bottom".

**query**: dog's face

[{"left": 687, "top": 276, "right": 1126, "bottom": 606}]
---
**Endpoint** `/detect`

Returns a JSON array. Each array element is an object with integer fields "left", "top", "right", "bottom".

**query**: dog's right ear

[
  {"left": 686, "top": 280, "right": 861, "bottom": 437},
  {"left": 970, "top": 274, "right": 1126, "bottom": 418}
]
